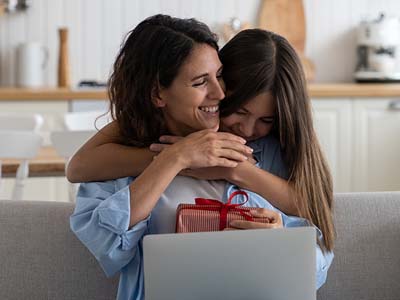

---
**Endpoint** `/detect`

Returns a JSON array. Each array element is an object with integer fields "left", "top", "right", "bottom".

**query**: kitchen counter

[
  {"left": 1, "top": 84, "right": 400, "bottom": 100},
  {"left": 309, "top": 83, "right": 400, "bottom": 97}
]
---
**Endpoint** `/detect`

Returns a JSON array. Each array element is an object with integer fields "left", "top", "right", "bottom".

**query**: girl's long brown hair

[{"left": 220, "top": 29, "right": 334, "bottom": 252}]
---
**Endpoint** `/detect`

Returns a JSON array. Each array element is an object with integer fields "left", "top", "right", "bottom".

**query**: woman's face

[
  {"left": 158, "top": 44, "right": 225, "bottom": 136},
  {"left": 220, "top": 91, "right": 276, "bottom": 142}
]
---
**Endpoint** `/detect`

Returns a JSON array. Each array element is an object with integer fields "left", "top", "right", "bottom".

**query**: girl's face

[
  {"left": 157, "top": 44, "right": 225, "bottom": 136},
  {"left": 220, "top": 91, "right": 276, "bottom": 142}
]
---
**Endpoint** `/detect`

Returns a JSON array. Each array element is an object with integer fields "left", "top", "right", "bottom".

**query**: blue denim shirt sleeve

[
  {"left": 283, "top": 214, "right": 334, "bottom": 290},
  {"left": 70, "top": 179, "right": 150, "bottom": 277},
  {"left": 249, "top": 135, "right": 289, "bottom": 180}
]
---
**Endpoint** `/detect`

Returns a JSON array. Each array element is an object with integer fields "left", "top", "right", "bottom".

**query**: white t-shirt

[{"left": 149, "top": 176, "right": 226, "bottom": 233}]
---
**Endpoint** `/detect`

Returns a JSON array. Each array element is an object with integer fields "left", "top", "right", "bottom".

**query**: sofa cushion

[
  {"left": 0, "top": 200, "right": 118, "bottom": 300},
  {"left": 318, "top": 192, "right": 400, "bottom": 300},
  {"left": 1, "top": 192, "right": 399, "bottom": 300}
]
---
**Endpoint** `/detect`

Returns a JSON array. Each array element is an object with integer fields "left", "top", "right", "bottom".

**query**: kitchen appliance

[
  {"left": 16, "top": 42, "right": 48, "bottom": 88},
  {"left": 355, "top": 13, "right": 400, "bottom": 82}
]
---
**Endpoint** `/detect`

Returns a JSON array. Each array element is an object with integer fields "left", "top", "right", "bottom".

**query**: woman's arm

[
  {"left": 71, "top": 129, "right": 249, "bottom": 275},
  {"left": 66, "top": 121, "right": 156, "bottom": 183},
  {"left": 128, "top": 129, "right": 251, "bottom": 226}
]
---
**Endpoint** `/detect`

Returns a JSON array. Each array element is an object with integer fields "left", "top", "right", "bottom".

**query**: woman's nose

[{"left": 209, "top": 79, "right": 225, "bottom": 100}]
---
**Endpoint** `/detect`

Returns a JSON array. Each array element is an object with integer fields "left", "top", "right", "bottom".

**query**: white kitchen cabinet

[
  {"left": 353, "top": 98, "right": 400, "bottom": 192},
  {"left": 311, "top": 99, "right": 353, "bottom": 192}
]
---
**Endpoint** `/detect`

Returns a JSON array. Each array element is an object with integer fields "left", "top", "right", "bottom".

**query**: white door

[
  {"left": 353, "top": 99, "right": 400, "bottom": 192},
  {"left": 311, "top": 99, "right": 353, "bottom": 192}
]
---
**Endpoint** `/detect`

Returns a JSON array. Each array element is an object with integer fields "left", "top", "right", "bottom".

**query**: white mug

[{"left": 16, "top": 42, "right": 48, "bottom": 88}]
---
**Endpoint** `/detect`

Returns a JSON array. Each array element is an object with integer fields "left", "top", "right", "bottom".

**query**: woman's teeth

[{"left": 199, "top": 105, "right": 219, "bottom": 113}]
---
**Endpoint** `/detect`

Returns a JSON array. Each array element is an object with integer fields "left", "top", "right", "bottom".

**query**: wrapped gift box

[{"left": 175, "top": 190, "right": 271, "bottom": 233}]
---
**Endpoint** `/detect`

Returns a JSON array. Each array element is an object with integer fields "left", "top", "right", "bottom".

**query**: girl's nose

[{"left": 239, "top": 121, "right": 255, "bottom": 138}]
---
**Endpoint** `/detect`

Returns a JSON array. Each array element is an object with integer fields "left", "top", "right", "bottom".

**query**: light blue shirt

[{"left": 70, "top": 135, "right": 334, "bottom": 300}]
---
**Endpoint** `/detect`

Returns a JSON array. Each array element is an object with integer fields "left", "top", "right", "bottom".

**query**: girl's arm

[
  {"left": 225, "top": 161, "right": 297, "bottom": 215},
  {"left": 66, "top": 121, "right": 156, "bottom": 183},
  {"left": 152, "top": 135, "right": 297, "bottom": 216},
  {"left": 67, "top": 121, "right": 253, "bottom": 183},
  {"left": 181, "top": 162, "right": 297, "bottom": 216}
]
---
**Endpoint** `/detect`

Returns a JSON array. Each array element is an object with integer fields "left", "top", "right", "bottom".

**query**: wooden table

[{"left": 2, "top": 147, "right": 66, "bottom": 177}]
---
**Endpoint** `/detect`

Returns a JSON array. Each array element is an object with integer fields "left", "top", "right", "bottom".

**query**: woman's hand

[
  {"left": 178, "top": 158, "right": 256, "bottom": 181},
  {"left": 150, "top": 134, "right": 253, "bottom": 157},
  {"left": 159, "top": 129, "right": 253, "bottom": 170},
  {"left": 179, "top": 167, "right": 228, "bottom": 180},
  {"left": 227, "top": 208, "right": 283, "bottom": 230},
  {"left": 152, "top": 134, "right": 255, "bottom": 180}
]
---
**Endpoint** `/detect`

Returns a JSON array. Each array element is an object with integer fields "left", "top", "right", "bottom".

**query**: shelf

[
  {"left": 1, "top": 84, "right": 400, "bottom": 101},
  {"left": 0, "top": 88, "right": 108, "bottom": 100}
]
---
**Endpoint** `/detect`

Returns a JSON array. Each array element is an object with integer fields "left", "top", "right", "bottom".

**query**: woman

[{"left": 70, "top": 15, "right": 333, "bottom": 300}]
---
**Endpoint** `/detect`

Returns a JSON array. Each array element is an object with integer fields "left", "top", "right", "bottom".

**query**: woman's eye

[
  {"left": 235, "top": 111, "right": 247, "bottom": 115},
  {"left": 192, "top": 80, "right": 207, "bottom": 87}
]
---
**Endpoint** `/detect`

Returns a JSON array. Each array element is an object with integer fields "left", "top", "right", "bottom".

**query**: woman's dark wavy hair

[
  {"left": 108, "top": 14, "right": 218, "bottom": 146},
  {"left": 219, "top": 29, "right": 335, "bottom": 252}
]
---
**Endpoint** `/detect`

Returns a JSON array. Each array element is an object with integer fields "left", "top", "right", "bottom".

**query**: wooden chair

[
  {"left": 64, "top": 110, "right": 110, "bottom": 131},
  {"left": 50, "top": 110, "right": 110, "bottom": 201},
  {"left": 0, "top": 131, "right": 43, "bottom": 200},
  {"left": 0, "top": 113, "right": 44, "bottom": 200},
  {"left": 0, "top": 112, "right": 44, "bottom": 132}
]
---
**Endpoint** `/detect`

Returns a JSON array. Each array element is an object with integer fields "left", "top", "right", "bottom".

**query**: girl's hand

[
  {"left": 160, "top": 129, "right": 253, "bottom": 170},
  {"left": 227, "top": 208, "right": 283, "bottom": 230}
]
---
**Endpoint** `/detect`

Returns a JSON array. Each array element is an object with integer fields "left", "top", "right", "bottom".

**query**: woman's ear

[{"left": 151, "top": 85, "right": 166, "bottom": 108}]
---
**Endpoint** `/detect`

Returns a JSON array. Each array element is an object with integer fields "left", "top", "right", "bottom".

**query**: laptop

[{"left": 143, "top": 227, "right": 316, "bottom": 300}]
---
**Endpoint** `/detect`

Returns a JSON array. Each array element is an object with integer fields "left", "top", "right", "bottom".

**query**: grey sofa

[{"left": 0, "top": 192, "right": 399, "bottom": 300}]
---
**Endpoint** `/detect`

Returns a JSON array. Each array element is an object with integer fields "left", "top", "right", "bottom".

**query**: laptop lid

[{"left": 143, "top": 227, "right": 316, "bottom": 300}]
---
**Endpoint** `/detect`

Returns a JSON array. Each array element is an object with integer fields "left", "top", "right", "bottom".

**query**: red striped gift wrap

[{"left": 175, "top": 190, "right": 270, "bottom": 233}]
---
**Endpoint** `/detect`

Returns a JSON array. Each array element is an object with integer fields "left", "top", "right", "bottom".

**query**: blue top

[{"left": 70, "top": 135, "right": 334, "bottom": 300}]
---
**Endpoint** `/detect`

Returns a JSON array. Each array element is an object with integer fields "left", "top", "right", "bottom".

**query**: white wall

[{"left": 0, "top": 0, "right": 398, "bottom": 85}]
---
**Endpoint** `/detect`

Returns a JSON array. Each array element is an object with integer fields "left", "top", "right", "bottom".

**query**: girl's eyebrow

[
  {"left": 240, "top": 107, "right": 275, "bottom": 118},
  {"left": 261, "top": 116, "right": 275, "bottom": 121}
]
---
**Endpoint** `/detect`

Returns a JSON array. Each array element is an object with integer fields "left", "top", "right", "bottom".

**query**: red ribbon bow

[{"left": 194, "top": 190, "right": 254, "bottom": 230}]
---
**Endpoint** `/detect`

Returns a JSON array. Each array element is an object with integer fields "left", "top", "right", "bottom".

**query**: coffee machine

[{"left": 355, "top": 13, "right": 400, "bottom": 82}]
